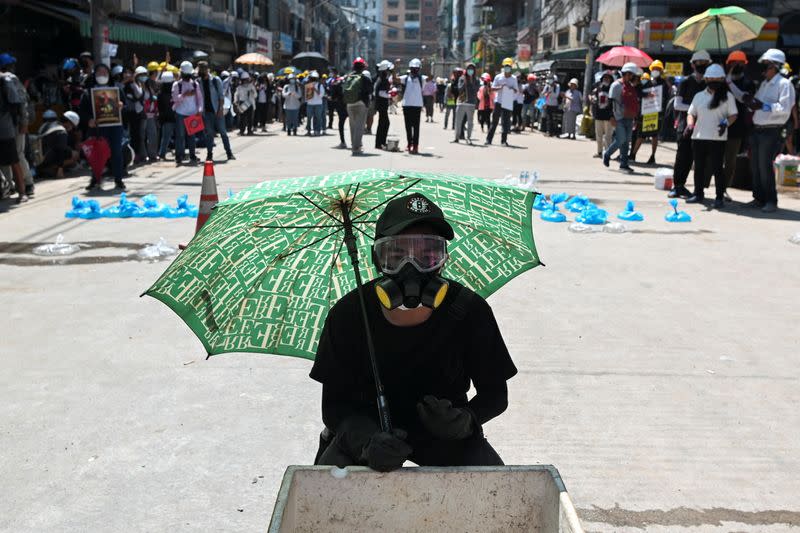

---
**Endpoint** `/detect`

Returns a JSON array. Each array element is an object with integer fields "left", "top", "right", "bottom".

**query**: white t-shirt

[
  {"left": 305, "top": 82, "right": 324, "bottom": 105},
  {"left": 400, "top": 74, "right": 425, "bottom": 107},
  {"left": 688, "top": 89, "right": 738, "bottom": 141},
  {"left": 492, "top": 74, "right": 518, "bottom": 110}
]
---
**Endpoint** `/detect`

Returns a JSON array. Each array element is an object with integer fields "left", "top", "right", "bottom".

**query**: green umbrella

[
  {"left": 144, "top": 169, "right": 540, "bottom": 429},
  {"left": 673, "top": 6, "right": 767, "bottom": 51}
]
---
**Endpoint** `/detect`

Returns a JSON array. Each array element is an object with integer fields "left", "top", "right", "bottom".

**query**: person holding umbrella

[
  {"left": 746, "top": 48, "right": 795, "bottom": 213},
  {"left": 670, "top": 50, "right": 711, "bottom": 198},
  {"left": 311, "top": 193, "right": 517, "bottom": 471}
]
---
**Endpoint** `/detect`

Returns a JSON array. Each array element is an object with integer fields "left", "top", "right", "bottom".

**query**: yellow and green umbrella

[
  {"left": 144, "top": 169, "right": 541, "bottom": 430},
  {"left": 673, "top": 6, "right": 767, "bottom": 51}
]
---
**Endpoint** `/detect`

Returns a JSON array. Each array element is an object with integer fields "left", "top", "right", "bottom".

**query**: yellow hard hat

[
  {"left": 783, "top": 62, "right": 792, "bottom": 74},
  {"left": 649, "top": 60, "right": 664, "bottom": 71},
  {"left": 502, "top": 57, "right": 514, "bottom": 67},
  {"left": 147, "top": 61, "right": 160, "bottom": 72},
  {"left": 642, "top": 72, "right": 651, "bottom": 80}
]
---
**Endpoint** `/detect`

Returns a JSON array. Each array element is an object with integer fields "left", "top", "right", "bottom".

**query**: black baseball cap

[{"left": 374, "top": 193, "right": 454, "bottom": 240}]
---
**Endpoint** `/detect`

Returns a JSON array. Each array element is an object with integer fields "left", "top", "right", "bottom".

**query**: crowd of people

[{"left": 0, "top": 47, "right": 797, "bottom": 213}]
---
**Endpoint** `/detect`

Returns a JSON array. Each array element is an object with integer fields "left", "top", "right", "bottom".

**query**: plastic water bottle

[
  {"left": 520, "top": 170, "right": 529, "bottom": 184},
  {"left": 531, "top": 171, "right": 540, "bottom": 190}
]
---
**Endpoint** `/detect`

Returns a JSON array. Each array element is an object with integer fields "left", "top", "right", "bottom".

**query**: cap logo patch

[{"left": 406, "top": 197, "right": 431, "bottom": 214}]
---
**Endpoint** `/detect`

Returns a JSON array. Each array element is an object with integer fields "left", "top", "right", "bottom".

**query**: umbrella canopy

[
  {"left": 276, "top": 66, "right": 298, "bottom": 77},
  {"left": 595, "top": 46, "right": 653, "bottom": 68},
  {"left": 145, "top": 169, "right": 540, "bottom": 361},
  {"left": 292, "top": 51, "right": 329, "bottom": 72},
  {"left": 673, "top": 6, "right": 767, "bottom": 51},
  {"left": 190, "top": 50, "right": 209, "bottom": 61},
  {"left": 235, "top": 52, "right": 274, "bottom": 66}
]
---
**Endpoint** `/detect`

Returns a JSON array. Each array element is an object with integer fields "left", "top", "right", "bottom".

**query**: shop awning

[{"left": 80, "top": 19, "right": 182, "bottom": 48}]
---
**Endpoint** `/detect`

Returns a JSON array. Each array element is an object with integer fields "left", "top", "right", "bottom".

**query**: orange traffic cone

[
  {"left": 179, "top": 160, "right": 219, "bottom": 250},
  {"left": 196, "top": 160, "right": 219, "bottom": 234}
]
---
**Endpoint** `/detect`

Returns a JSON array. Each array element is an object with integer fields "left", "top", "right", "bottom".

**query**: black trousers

[
  {"left": 512, "top": 102, "right": 522, "bottom": 129},
  {"left": 478, "top": 109, "right": 491, "bottom": 129},
  {"left": 375, "top": 99, "right": 390, "bottom": 148},
  {"left": 255, "top": 102, "right": 268, "bottom": 129},
  {"left": 692, "top": 139, "right": 726, "bottom": 199},
  {"left": 333, "top": 103, "right": 348, "bottom": 144},
  {"left": 238, "top": 108, "right": 254, "bottom": 134},
  {"left": 673, "top": 135, "right": 694, "bottom": 189},
  {"left": 403, "top": 106, "right": 422, "bottom": 146},
  {"left": 545, "top": 105, "right": 559, "bottom": 136},
  {"left": 316, "top": 428, "right": 504, "bottom": 468},
  {"left": 486, "top": 106, "right": 510, "bottom": 144}
]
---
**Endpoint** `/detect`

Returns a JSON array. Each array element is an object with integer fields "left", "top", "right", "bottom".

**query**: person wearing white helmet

[
  {"left": 684, "top": 64, "right": 738, "bottom": 209},
  {"left": 602, "top": 62, "right": 641, "bottom": 172},
  {"left": 235, "top": 71, "right": 257, "bottom": 135},
  {"left": 157, "top": 71, "right": 177, "bottom": 160},
  {"left": 398, "top": 58, "right": 425, "bottom": 153},
  {"left": 669, "top": 50, "right": 711, "bottom": 197},
  {"left": 561, "top": 77, "right": 582, "bottom": 140},
  {"left": 171, "top": 60, "right": 204, "bottom": 166},
  {"left": 374, "top": 60, "right": 393, "bottom": 149},
  {"left": 121, "top": 66, "right": 149, "bottom": 164},
  {"left": 304, "top": 70, "right": 325, "bottom": 136},
  {"left": 197, "top": 60, "right": 235, "bottom": 161},
  {"left": 744, "top": 48, "right": 796, "bottom": 212},
  {"left": 282, "top": 73, "right": 303, "bottom": 135},
  {"left": 36, "top": 110, "right": 80, "bottom": 179}
]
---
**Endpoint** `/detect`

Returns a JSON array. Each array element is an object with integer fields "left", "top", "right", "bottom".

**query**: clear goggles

[{"left": 374, "top": 234, "right": 448, "bottom": 275}]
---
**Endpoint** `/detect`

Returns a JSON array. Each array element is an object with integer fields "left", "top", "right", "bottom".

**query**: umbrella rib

[
  {"left": 275, "top": 227, "right": 344, "bottom": 262},
  {"left": 352, "top": 178, "right": 422, "bottom": 221},
  {"left": 299, "top": 193, "right": 343, "bottom": 224}
]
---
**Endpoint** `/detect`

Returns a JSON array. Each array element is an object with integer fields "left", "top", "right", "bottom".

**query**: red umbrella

[{"left": 595, "top": 46, "right": 653, "bottom": 68}]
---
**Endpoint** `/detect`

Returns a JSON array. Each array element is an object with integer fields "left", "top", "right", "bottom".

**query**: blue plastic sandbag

[
  {"left": 576, "top": 206, "right": 608, "bottom": 225},
  {"left": 540, "top": 208, "right": 567, "bottom": 222},
  {"left": 665, "top": 199, "right": 691, "bottom": 222},
  {"left": 141, "top": 194, "right": 171, "bottom": 217},
  {"left": 617, "top": 200, "right": 644, "bottom": 222},
  {"left": 102, "top": 193, "right": 145, "bottom": 218},
  {"left": 165, "top": 194, "right": 199, "bottom": 218},
  {"left": 550, "top": 192, "right": 570, "bottom": 206},
  {"left": 65, "top": 196, "right": 103, "bottom": 219},
  {"left": 565, "top": 195, "right": 592, "bottom": 213},
  {"left": 533, "top": 193, "right": 554, "bottom": 211}
]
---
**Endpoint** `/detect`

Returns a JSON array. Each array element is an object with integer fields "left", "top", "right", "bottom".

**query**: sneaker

[
  {"left": 619, "top": 165, "right": 634, "bottom": 173},
  {"left": 467, "top": 139, "right": 473, "bottom": 145},
  {"left": 668, "top": 186, "right": 691, "bottom": 199},
  {"left": 114, "top": 181, "right": 127, "bottom": 191},
  {"left": 15, "top": 194, "right": 29, "bottom": 204},
  {"left": 501, "top": 141, "right": 510, "bottom": 147},
  {"left": 451, "top": 139, "right": 459, "bottom": 143},
  {"left": 723, "top": 191, "right": 732, "bottom": 202},
  {"left": 337, "top": 142, "right": 348, "bottom": 149},
  {"left": 602, "top": 152, "right": 610, "bottom": 167},
  {"left": 189, "top": 156, "right": 200, "bottom": 165},
  {"left": 227, "top": 153, "right": 236, "bottom": 161},
  {"left": 25, "top": 184, "right": 35, "bottom": 197},
  {"left": 647, "top": 155, "right": 656, "bottom": 165},
  {"left": 411, "top": 145, "right": 419, "bottom": 154},
  {"left": 592, "top": 153, "right": 602, "bottom": 158},
  {"left": 685, "top": 194, "right": 704, "bottom": 204},
  {"left": 713, "top": 198, "right": 724, "bottom": 209},
  {"left": 761, "top": 202, "right": 777, "bottom": 213},
  {"left": 484, "top": 140, "right": 491, "bottom": 145},
  {"left": 744, "top": 199, "right": 764, "bottom": 208}
]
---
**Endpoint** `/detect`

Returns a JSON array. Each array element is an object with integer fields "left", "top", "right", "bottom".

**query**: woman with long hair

[{"left": 685, "top": 64, "right": 738, "bottom": 208}]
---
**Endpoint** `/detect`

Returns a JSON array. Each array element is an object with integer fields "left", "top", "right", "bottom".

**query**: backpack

[
  {"left": 343, "top": 73, "right": 363, "bottom": 104},
  {"left": 621, "top": 82, "right": 640, "bottom": 119}
]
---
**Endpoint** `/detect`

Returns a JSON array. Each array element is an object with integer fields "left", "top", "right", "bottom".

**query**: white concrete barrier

[{"left": 269, "top": 465, "right": 584, "bottom": 533}]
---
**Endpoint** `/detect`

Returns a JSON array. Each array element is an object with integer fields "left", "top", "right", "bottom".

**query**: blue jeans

[
  {"left": 203, "top": 111, "right": 233, "bottom": 158},
  {"left": 98, "top": 125, "right": 123, "bottom": 181},
  {"left": 175, "top": 113, "right": 198, "bottom": 161},
  {"left": 307, "top": 104, "right": 324, "bottom": 134},
  {"left": 285, "top": 109, "right": 300, "bottom": 132},
  {"left": 604, "top": 118, "right": 633, "bottom": 167},
  {"left": 159, "top": 122, "right": 175, "bottom": 158},
  {"left": 750, "top": 127, "right": 782, "bottom": 205}
]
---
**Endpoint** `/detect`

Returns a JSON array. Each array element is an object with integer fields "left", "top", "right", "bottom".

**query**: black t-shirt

[
  {"left": 728, "top": 76, "right": 755, "bottom": 139},
  {"left": 310, "top": 278, "right": 517, "bottom": 434},
  {"left": 676, "top": 75, "right": 705, "bottom": 133},
  {"left": 202, "top": 78, "right": 213, "bottom": 112}
]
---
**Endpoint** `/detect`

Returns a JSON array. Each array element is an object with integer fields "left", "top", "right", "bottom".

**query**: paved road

[{"left": 2, "top": 114, "right": 799, "bottom": 532}]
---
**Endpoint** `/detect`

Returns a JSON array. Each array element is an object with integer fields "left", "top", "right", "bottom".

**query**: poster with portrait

[
  {"left": 640, "top": 85, "right": 663, "bottom": 115},
  {"left": 91, "top": 87, "right": 122, "bottom": 127}
]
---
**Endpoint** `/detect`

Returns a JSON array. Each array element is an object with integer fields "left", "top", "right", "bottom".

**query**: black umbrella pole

[{"left": 341, "top": 211, "right": 393, "bottom": 433}]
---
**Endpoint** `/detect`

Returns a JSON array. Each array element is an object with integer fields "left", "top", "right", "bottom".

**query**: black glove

[
  {"left": 360, "top": 429, "right": 412, "bottom": 472},
  {"left": 682, "top": 125, "right": 694, "bottom": 139},
  {"left": 746, "top": 97, "right": 763, "bottom": 112},
  {"left": 416, "top": 395, "right": 474, "bottom": 441},
  {"left": 717, "top": 123, "right": 728, "bottom": 137}
]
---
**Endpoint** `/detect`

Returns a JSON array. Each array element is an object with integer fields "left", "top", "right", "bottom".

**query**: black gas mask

[{"left": 372, "top": 234, "right": 449, "bottom": 310}]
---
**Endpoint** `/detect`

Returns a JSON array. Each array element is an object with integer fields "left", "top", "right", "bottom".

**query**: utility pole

[
  {"left": 90, "top": 0, "right": 108, "bottom": 66},
  {"left": 582, "top": 0, "right": 598, "bottom": 101}
]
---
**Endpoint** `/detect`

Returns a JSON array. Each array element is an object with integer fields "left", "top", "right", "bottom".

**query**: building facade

[{"left": 383, "top": 0, "right": 440, "bottom": 67}]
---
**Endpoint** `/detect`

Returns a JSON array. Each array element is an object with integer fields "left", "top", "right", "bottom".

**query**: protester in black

[
  {"left": 374, "top": 61, "right": 392, "bottom": 149},
  {"left": 312, "top": 194, "right": 517, "bottom": 471},
  {"left": 670, "top": 50, "right": 711, "bottom": 198}
]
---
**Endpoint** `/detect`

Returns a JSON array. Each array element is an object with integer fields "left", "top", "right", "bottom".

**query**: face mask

[
  {"left": 181, "top": 73, "right": 192, "bottom": 80},
  {"left": 411, "top": 68, "right": 420, "bottom": 76},
  {"left": 695, "top": 63, "right": 708, "bottom": 75},
  {"left": 731, "top": 65, "right": 744, "bottom": 76},
  {"left": 136, "top": 76, "right": 147, "bottom": 83},
  {"left": 467, "top": 68, "right": 475, "bottom": 76},
  {"left": 95, "top": 75, "right": 109, "bottom": 85},
  {"left": 375, "top": 263, "right": 449, "bottom": 310},
  {"left": 503, "top": 66, "right": 512, "bottom": 74},
  {"left": 707, "top": 81, "right": 725, "bottom": 91},
  {"left": 651, "top": 70, "right": 661, "bottom": 79}
]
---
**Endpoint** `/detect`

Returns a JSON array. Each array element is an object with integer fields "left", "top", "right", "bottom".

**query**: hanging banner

[{"left": 664, "top": 62, "right": 683, "bottom": 78}]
